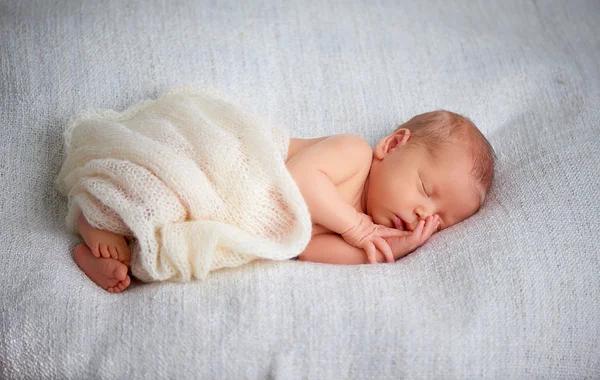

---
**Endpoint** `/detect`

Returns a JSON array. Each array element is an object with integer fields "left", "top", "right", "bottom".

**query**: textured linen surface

[
  {"left": 56, "top": 86, "right": 311, "bottom": 282},
  {"left": 1, "top": 0, "right": 599, "bottom": 379}
]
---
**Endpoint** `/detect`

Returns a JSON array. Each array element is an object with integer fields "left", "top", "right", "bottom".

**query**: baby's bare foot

[
  {"left": 77, "top": 214, "right": 131, "bottom": 266},
  {"left": 73, "top": 244, "right": 131, "bottom": 293}
]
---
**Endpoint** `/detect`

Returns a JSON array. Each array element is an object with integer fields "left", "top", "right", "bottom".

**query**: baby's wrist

[{"left": 340, "top": 210, "right": 363, "bottom": 235}]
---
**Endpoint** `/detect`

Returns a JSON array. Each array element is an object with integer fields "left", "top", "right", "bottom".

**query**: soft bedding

[{"left": 56, "top": 86, "right": 311, "bottom": 282}]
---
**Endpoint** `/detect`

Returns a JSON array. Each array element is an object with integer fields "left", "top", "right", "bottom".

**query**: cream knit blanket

[{"left": 56, "top": 86, "right": 312, "bottom": 282}]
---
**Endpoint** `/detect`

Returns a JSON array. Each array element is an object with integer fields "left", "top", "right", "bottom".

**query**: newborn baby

[
  {"left": 73, "top": 109, "right": 494, "bottom": 293},
  {"left": 290, "top": 110, "right": 495, "bottom": 265}
]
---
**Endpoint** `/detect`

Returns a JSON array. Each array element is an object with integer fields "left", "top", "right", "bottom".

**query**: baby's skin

[
  {"left": 73, "top": 111, "right": 492, "bottom": 292},
  {"left": 73, "top": 214, "right": 131, "bottom": 293},
  {"left": 286, "top": 127, "right": 485, "bottom": 264}
]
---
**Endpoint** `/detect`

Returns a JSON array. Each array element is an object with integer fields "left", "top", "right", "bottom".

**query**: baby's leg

[
  {"left": 77, "top": 213, "right": 131, "bottom": 266},
  {"left": 73, "top": 244, "right": 131, "bottom": 293}
]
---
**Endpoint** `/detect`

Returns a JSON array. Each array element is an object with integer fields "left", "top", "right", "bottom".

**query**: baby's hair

[{"left": 395, "top": 110, "right": 496, "bottom": 193}]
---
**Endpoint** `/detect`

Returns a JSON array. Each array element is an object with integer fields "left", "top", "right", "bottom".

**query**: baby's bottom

[{"left": 73, "top": 214, "right": 132, "bottom": 293}]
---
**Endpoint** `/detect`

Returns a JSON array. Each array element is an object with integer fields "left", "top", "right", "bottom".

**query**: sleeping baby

[
  {"left": 60, "top": 88, "right": 494, "bottom": 293},
  {"left": 288, "top": 110, "right": 494, "bottom": 265}
]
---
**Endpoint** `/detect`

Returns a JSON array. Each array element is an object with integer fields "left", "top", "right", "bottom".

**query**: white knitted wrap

[{"left": 56, "top": 86, "right": 312, "bottom": 282}]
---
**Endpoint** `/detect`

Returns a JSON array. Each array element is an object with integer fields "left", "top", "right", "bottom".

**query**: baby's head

[{"left": 365, "top": 110, "right": 495, "bottom": 232}]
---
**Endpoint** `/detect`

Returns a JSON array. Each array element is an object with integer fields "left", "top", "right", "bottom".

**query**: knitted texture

[{"left": 56, "top": 86, "right": 312, "bottom": 282}]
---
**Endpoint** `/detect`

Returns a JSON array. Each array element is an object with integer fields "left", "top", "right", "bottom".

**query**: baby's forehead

[
  {"left": 440, "top": 177, "right": 484, "bottom": 225},
  {"left": 426, "top": 148, "right": 483, "bottom": 196},
  {"left": 425, "top": 141, "right": 473, "bottom": 168}
]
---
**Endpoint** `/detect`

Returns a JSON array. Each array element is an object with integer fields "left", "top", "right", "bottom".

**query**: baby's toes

[
  {"left": 116, "top": 277, "right": 130, "bottom": 292},
  {"left": 107, "top": 284, "right": 124, "bottom": 293},
  {"left": 108, "top": 245, "right": 119, "bottom": 260},
  {"left": 99, "top": 243, "right": 111, "bottom": 258},
  {"left": 89, "top": 244, "right": 101, "bottom": 258},
  {"left": 117, "top": 245, "right": 131, "bottom": 265}
]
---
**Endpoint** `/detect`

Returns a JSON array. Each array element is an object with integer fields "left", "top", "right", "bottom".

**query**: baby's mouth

[{"left": 393, "top": 214, "right": 406, "bottom": 231}]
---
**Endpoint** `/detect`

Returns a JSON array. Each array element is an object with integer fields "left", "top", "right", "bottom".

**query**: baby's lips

[{"left": 393, "top": 215, "right": 404, "bottom": 231}]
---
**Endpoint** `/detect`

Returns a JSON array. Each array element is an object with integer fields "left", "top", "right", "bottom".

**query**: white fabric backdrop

[{"left": 1, "top": 0, "right": 599, "bottom": 378}]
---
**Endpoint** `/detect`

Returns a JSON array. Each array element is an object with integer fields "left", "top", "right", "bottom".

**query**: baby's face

[{"left": 366, "top": 130, "right": 484, "bottom": 232}]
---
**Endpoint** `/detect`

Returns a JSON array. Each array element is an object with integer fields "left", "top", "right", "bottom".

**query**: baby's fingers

[
  {"left": 372, "top": 236, "right": 394, "bottom": 263},
  {"left": 410, "top": 216, "right": 439, "bottom": 246},
  {"left": 404, "top": 220, "right": 423, "bottom": 247},
  {"left": 363, "top": 242, "right": 378, "bottom": 264},
  {"left": 377, "top": 226, "right": 412, "bottom": 238},
  {"left": 422, "top": 215, "right": 440, "bottom": 241},
  {"left": 412, "top": 220, "right": 425, "bottom": 238}
]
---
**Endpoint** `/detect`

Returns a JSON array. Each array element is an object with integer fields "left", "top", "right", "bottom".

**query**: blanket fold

[{"left": 56, "top": 86, "right": 312, "bottom": 282}]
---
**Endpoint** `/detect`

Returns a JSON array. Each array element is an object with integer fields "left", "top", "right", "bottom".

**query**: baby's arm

[
  {"left": 298, "top": 233, "right": 387, "bottom": 264},
  {"left": 299, "top": 217, "right": 439, "bottom": 264},
  {"left": 287, "top": 134, "right": 403, "bottom": 263},
  {"left": 285, "top": 134, "right": 370, "bottom": 236}
]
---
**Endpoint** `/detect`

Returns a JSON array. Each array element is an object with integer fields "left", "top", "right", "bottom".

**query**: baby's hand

[
  {"left": 385, "top": 215, "right": 440, "bottom": 260},
  {"left": 341, "top": 213, "right": 408, "bottom": 264}
]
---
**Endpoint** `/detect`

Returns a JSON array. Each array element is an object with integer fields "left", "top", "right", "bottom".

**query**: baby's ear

[
  {"left": 395, "top": 128, "right": 412, "bottom": 146},
  {"left": 374, "top": 129, "right": 411, "bottom": 159}
]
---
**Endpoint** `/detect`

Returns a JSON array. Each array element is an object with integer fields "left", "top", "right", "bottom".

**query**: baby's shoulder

[
  {"left": 287, "top": 134, "right": 372, "bottom": 164},
  {"left": 317, "top": 134, "right": 373, "bottom": 178},
  {"left": 322, "top": 133, "right": 373, "bottom": 157},
  {"left": 287, "top": 133, "right": 372, "bottom": 184}
]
